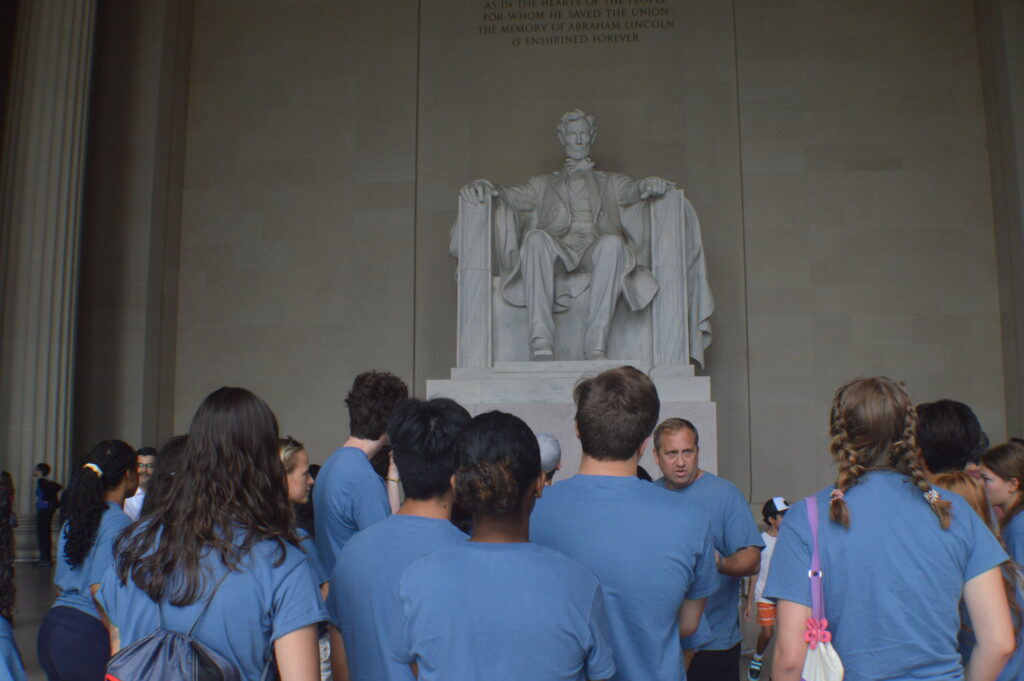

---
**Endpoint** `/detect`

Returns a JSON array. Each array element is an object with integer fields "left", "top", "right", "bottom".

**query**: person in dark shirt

[{"left": 32, "top": 463, "right": 62, "bottom": 567}]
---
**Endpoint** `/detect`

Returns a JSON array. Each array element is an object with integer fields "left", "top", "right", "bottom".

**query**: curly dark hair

[
  {"left": 346, "top": 371, "right": 409, "bottom": 439},
  {"left": 115, "top": 387, "right": 299, "bottom": 606},
  {"left": 453, "top": 411, "right": 541, "bottom": 516},
  {"left": 61, "top": 440, "right": 137, "bottom": 567}
]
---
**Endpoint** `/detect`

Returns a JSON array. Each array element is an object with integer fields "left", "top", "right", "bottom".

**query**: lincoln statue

[{"left": 459, "top": 109, "right": 676, "bottom": 361}]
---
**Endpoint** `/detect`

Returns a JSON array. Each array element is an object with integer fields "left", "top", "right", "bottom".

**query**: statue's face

[{"left": 560, "top": 118, "right": 592, "bottom": 161}]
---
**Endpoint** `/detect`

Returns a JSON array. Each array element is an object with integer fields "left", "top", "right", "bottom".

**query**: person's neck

[
  {"left": 578, "top": 453, "right": 637, "bottom": 477},
  {"left": 342, "top": 436, "right": 385, "bottom": 458},
  {"left": 104, "top": 487, "right": 127, "bottom": 507},
  {"left": 765, "top": 525, "right": 779, "bottom": 537},
  {"left": 396, "top": 495, "right": 452, "bottom": 521},
  {"left": 470, "top": 513, "right": 530, "bottom": 543}
]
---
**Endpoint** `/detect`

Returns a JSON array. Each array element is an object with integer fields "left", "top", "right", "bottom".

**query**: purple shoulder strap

[{"left": 805, "top": 495, "right": 825, "bottom": 620}]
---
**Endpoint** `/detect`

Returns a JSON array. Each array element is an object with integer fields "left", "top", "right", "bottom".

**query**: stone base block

[{"left": 427, "top": 361, "right": 717, "bottom": 482}]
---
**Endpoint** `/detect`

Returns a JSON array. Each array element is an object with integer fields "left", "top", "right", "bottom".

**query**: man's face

[
  {"left": 137, "top": 455, "right": 156, "bottom": 490},
  {"left": 560, "top": 118, "right": 592, "bottom": 161},
  {"left": 653, "top": 427, "right": 700, "bottom": 490}
]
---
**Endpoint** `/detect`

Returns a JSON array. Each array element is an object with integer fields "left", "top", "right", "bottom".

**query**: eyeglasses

[{"left": 137, "top": 463, "right": 155, "bottom": 471}]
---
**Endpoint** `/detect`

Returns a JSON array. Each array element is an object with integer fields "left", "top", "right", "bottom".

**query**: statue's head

[{"left": 556, "top": 109, "right": 596, "bottom": 161}]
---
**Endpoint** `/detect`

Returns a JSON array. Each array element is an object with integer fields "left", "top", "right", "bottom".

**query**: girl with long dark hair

[
  {"left": 97, "top": 387, "right": 326, "bottom": 681},
  {"left": 37, "top": 440, "right": 137, "bottom": 681},
  {"left": 389, "top": 410, "right": 615, "bottom": 681},
  {"left": 767, "top": 377, "right": 1014, "bottom": 681}
]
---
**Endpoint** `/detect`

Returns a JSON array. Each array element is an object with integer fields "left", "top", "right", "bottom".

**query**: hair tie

[
  {"left": 829, "top": 488, "right": 845, "bottom": 505},
  {"left": 83, "top": 463, "right": 103, "bottom": 478},
  {"left": 924, "top": 488, "right": 940, "bottom": 504}
]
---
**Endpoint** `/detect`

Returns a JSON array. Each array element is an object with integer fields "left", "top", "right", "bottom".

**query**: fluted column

[{"left": 0, "top": 0, "right": 98, "bottom": 516}]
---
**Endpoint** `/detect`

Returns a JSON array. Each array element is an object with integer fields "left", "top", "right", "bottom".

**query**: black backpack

[{"left": 105, "top": 572, "right": 270, "bottom": 681}]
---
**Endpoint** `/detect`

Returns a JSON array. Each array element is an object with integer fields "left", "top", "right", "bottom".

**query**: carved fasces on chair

[
  {"left": 451, "top": 188, "right": 714, "bottom": 368},
  {"left": 451, "top": 195, "right": 492, "bottom": 368}
]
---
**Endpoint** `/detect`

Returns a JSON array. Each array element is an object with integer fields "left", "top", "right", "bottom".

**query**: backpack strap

[
  {"left": 188, "top": 570, "right": 233, "bottom": 636},
  {"left": 156, "top": 569, "right": 233, "bottom": 634}
]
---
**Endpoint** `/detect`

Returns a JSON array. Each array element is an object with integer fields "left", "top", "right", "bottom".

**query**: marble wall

[
  {"left": 72, "top": 0, "right": 1018, "bottom": 504},
  {"left": 736, "top": 0, "right": 1007, "bottom": 500},
  {"left": 171, "top": 1, "right": 419, "bottom": 460}
]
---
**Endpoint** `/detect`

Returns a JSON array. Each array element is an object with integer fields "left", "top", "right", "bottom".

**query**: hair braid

[
  {"left": 891, "top": 392, "right": 952, "bottom": 529},
  {"left": 829, "top": 425, "right": 865, "bottom": 527}
]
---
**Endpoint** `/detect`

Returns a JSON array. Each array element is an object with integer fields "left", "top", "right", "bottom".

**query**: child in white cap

[{"left": 744, "top": 496, "right": 788, "bottom": 680}]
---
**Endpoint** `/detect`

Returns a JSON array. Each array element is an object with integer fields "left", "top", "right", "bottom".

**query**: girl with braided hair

[
  {"left": 766, "top": 377, "right": 1014, "bottom": 681},
  {"left": 37, "top": 440, "right": 137, "bottom": 681},
  {"left": 389, "top": 410, "right": 615, "bottom": 681}
]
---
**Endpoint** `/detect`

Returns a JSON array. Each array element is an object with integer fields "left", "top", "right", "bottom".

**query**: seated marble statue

[{"left": 457, "top": 109, "right": 712, "bottom": 364}]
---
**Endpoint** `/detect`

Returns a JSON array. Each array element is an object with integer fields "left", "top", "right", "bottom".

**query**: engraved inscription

[{"left": 476, "top": 0, "right": 674, "bottom": 47}]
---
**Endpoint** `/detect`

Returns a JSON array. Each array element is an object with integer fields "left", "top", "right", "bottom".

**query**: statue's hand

[
  {"left": 639, "top": 176, "right": 675, "bottom": 199},
  {"left": 460, "top": 179, "right": 498, "bottom": 205}
]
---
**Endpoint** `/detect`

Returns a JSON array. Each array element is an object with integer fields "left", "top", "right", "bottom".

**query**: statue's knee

[{"left": 521, "top": 230, "right": 553, "bottom": 254}]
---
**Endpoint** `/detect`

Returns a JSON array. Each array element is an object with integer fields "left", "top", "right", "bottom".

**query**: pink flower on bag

[{"left": 803, "top": 617, "right": 832, "bottom": 649}]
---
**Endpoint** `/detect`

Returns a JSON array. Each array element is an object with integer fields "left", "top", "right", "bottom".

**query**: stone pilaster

[{"left": 0, "top": 0, "right": 98, "bottom": 516}]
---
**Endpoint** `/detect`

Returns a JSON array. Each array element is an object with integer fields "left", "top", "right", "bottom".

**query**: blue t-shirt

[
  {"left": 654, "top": 472, "right": 764, "bottom": 651},
  {"left": 313, "top": 446, "right": 391, "bottom": 573},
  {"left": 1002, "top": 511, "right": 1024, "bottom": 564},
  {"left": 297, "top": 528, "right": 328, "bottom": 586},
  {"left": 765, "top": 471, "right": 1008, "bottom": 681},
  {"left": 53, "top": 501, "right": 132, "bottom": 619},
  {"left": 996, "top": 512, "right": 1024, "bottom": 681},
  {"left": 0, "top": 617, "right": 26, "bottom": 681},
  {"left": 97, "top": 535, "right": 328, "bottom": 681},
  {"left": 330, "top": 515, "right": 468, "bottom": 681},
  {"left": 531, "top": 474, "right": 718, "bottom": 681},
  {"left": 390, "top": 541, "right": 615, "bottom": 681}
]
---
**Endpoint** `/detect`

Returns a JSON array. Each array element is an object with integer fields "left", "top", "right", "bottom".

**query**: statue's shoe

[
  {"left": 584, "top": 349, "right": 607, "bottom": 360},
  {"left": 530, "top": 340, "right": 554, "bottom": 361}
]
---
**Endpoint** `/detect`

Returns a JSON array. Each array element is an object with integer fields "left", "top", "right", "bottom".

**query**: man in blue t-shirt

[
  {"left": 328, "top": 397, "right": 471, "bottom": 681},
  {"left": 531, "top": 366, "right": 718, "bottom": 681},
  {"left": 652, "top": 418, "right": 763, "bottom": 681},
  {"left": 314, "top": 371, "right": 408, "bottom": 573}
]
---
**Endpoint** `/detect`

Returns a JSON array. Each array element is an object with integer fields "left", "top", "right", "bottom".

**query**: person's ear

[
  {"left": 574, "top": 421, "right": 580, "bottom": 440},
  {"left": 636, "top": 436, "right": 651, "bottom": 461},
  {"left": 449, "top": 474, "right": 457, "bottom": 496},
  {"left": 1010, "top": 477, "right": 1021, "bottom": 494},
  {"left": 534, "top": 472, "right": 546, "bottom": 499}
]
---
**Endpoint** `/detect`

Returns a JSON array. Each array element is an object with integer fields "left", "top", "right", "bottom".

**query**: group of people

[{"left": 2, "top": 368, "right": 1024, "bottom": 681}]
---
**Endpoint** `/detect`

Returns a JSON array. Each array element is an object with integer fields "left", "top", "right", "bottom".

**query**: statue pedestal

[{"left": 426, "top": 360, "right": 718, "bottom": 482}]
